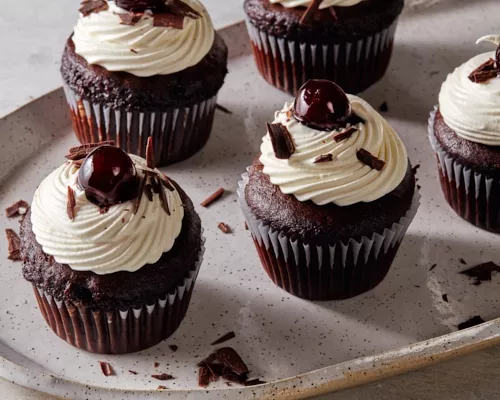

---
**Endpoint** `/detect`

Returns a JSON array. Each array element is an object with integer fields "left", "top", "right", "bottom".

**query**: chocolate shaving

[
  {"left": 197, "top": 353, "right": 217, "bottom": 367},
  {"left": 153, "top": 13, "right": 184, "bottom": 29},
  {"left": 161, "top": 175, "right": 175, "bottom": 192},
  {"left": 458, "top": 316, "right": 485, "bottom": 330},
  {"left": 5, "top": 229, "right": 21, "bottom": 261},
  {"left": 150, "top": 176, "right": 161, "bottom": 194},
  {"left": 221, "top": 368, "right": 248, "bottom": 384},
  {"left": 300, "top": 0, "right": 321, "bottom": 26},
  {"left": 157, "top": 386, "right": 167, "bottom": 390},
  {"left": 429, "top": 263, "right": 437, "bottom": 271},
  {"left": 198, "top": 364, "right": 212, "bottom": 388},
  {"left": 99, "top": 361, "right": 115, "bottom": 377},
  {"left": 328, "top": 6, "right": 338, "bottom": 21},
  {"left": 460, "top": 261, "right": 500, "bottom": 282},
  {"left": 468, "top": 58, "right": 498, "bottom": 83},
  {"left": 159, "top": 179, "right": 171, "bottom": 216},
  {"left": 379, "top": 102, "right": 389, "bottom": 113},
  {"left": 218, "top": 223, "right": 231, "bottom": 234},
  {"left": 128, "top": 370, "right": 138, "bottom": 375},
  {"left": 144, "top": 184, "right": 154, "bottom": 202},
  {"left": 66, "top": 140, "right": 115, "bottom": 161},
  {"left": 356, "top": 149, "right": 385, "bottom": 171},
  {"left": 154, "top": 362, "right": 160, "bottom": 368},
  {"left": 333, "top": 127, "right": 357, "bottom": 143},
  {"left": 168, "top": 0, "right": 202, "bottom": 19},
  {"left": 79, "top": 0, "right": 109, "bottom": 17},
  {"left": 146, "top": 136, "right": 156, "bottom": 169},
  {"left": 314, "top": 154, "right": 333, "bottom": 163},
  {"left": 200, "top": 188, "right": 225, "bottom": 207},
  {"left": 118, "top": 13, "right": 143, "bottom": 25},
  {"left": 215, "top": 348, "right": 249, "bottom": 376},
  {"left": 152, "top": 373, "right": 174, "bottom": 381},
  {"left": 211, "top": 331, "right": 236, "bottom": 345},
  {"left": 6, "top": 200, "right": 30, "bottom": 218},
  {"left": 245, "top": 379, "right": 267, "bottom": 386},
  {"left": 442, "top": 293, "right": 448, "bottom": 303},
  {"left": 67, "top": 187, "right": 76, "bottom": 220},
  {"left": 216, "top": 104, "right": 232, "bottom": 114},
  {"left": 169, "top": 345, "right": 178, "bottom": 352},
  {"left": 459, "top": 258, "right": 467, "bottom": 265},
  {"left": 134, "top": 176, "right": 146, "bottom": 214},
  {"left": 267, "top": 123, "right": 295, "bottom": 160}
]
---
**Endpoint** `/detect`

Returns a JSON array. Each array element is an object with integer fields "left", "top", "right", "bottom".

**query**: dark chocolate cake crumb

[
  {"left": 333, "top": 127, "right": 357, "bottom": 143},
  {"left": 79, "top": 0, "right": 108, "bottom": 17},
  {"left": 244, "top": 222, "right": 249, "bottom": 230},
  {"left": 267, "top": 123, "right": 295, "bottom": 160},
  {"left": 201, "top": 188, "right": 225, "bottom": 207},
  {"left": 152, "top": 373, "right": 174, "bottom": 381},
  {"left": 378, "top": 102, "right": 389, "bottom": 113},
  {"left": 198, "top": 364, "right": 211, "bottom": 388},
  {"left": 211, "top": 331, "right": 236, "bottom": 345},
  {"left": 458, "top": 316, "right": 485, "bottom": 330},
  {"left": 218, "top": 222, "right": 231, "bottom": 234},
  {"left": 429, "top": 264, "right": 437, "bottom": 272},
  {"left": 357, "top": 149, "right": 385, "bottom": 171},
  {"left": 99, "top": 361, "right": 115, "bottom": 376},
  {"left": 144, "top": 184, "right": 154, "bottom": 202},
  {"left": 314, "top": 154, "right": 333, "bottom": 163},
  {"left": 169, "top": 345, "right": 178, "bottom": 352},
  {"left": 460, "top": 261, "right": 500, "bottom": 282},
  {"left": 5, "top": 229, "right": 21, "bottom": 261},
  {"left": 128, "top": 370, "right": 138, "bottom": 375},
  {"left": 67, "top": 187, "right": 77, "bottom": 220},
  {"left": 146, "top": 137, "right": 156, "bottom": 169},
  {"left": 6, "top": 200, "right": 30, "bottom": 218},
  {"left": 216, "top": 104, "right": 232, "bottom": 114},
  {"left": 160, "top": 175, "right": 175, "bottom": 192},
  {"left": 300, "top": 0, "right": 321, "bottom": 26},
  {"left": 442, "top": 293, "right": 448, "bottom": 303}
]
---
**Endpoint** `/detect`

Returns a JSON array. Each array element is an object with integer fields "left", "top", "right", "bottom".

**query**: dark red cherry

[
  {"left": 77, "top": 146, "right": 138, "bottom": 207},
  {"left": 293, "top": 80, "right": 352, "bottom": 131},
  {"left": 116, "top": 0, "right": 166, "bottom": 12}
]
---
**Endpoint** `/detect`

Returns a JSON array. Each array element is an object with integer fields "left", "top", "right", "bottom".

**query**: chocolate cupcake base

[
  {"left": 32, "top": 242, "right": 204, "bottom": 355},
  {"left": 429, "top": 107, "right": 500, "bottom": 233},
  {"left": 238, "top": 173, "right": 420, "bottom": 301},
  {"left": 245, "top": 19, "right": 397, "bottom": 95},
  {"left": 63, "top": 84, "right": 217, "bottom": 166}
]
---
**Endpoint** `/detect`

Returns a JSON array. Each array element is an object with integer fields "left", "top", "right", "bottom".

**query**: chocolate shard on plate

[
  {"left": 153, "top": 13, "right": 184, "bottom": 29},
  {"left": 169, "top": 344, "right": 178, "bottom": 352},
  {"left": 460, "top": 261, "right": 500, "bottom": 282},
  {"left": 314, "top": 154, "right": 333, "bottom": 164},
  {"left": 442, "top": 293, "right": 448, "bottom": 303},
  {"left": 128, "top": 370, "right": 138, "bottom": 375},
  {"left": 468, "top": 58, "right": 497, "bottom": 83},
  {"left": 151, "top": 373, "right": 174, "bottom": 381},
  {"left": 134, "top": 176, "right": 147, "bottom": 214},
  {"left": 118, "top": 13, "right": 143, "bottom": 25},
  {"left": 99, "top": 361, "right": 115, "bottom": 377},
  {"left": 198, "top": 364, "right": 211, "bottom": 388},
  {"left": 66, "top": 140, "right": 115, "bottom": 161},
  {"left": 245, "top": 379, "right": 267, "bottom": 386},
  {"left": 356, "top": 148, "right": 385, "bottom": 171},
  {"left": 215, "top": 104, "right": 232, "bottom": 114},
  {"left": 211, "top": 331, "right": 236, "bottom": 346},
  {"left": 150, "top": 176, "right": 161, "bottom": 194},
  {"left": 458, "top": 315, "right": 485, "bottom": 330},
  {"left": 200, "top": 188, "right": 225, "bottom": 207},
  {"left": 5, "top": 200, "right": 30, "bottom": 218},
  {"left": 79, "top": 0, "right": 109, "bottom": 17},
  {"left": 217, "top": 222, "right": 231, "bottom": 234},
  {"left": 215, "top": 347, "right": 249, "bottom": 376},
  {"left": 333, "top": 127, "right": 357, "bottom": 143},
  {"left": 299, "top": 0, "right": 321, "bottom": 26},
  {"left": 267, "top": 123, "right": 295, "bottom": 160},
  {"left": 459, "top": 258, "right": 467, "bottom": 265},
  {"left": 67, "top": 187, "right": 77, "bottom": 220},
  {"left": 5, "top": 229, "right": 21, "bottom": 261}
]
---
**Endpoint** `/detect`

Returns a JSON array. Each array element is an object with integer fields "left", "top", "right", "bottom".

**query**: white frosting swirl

[
  {"left": 439, "top": 45, "right": 500, "bottom": 146},
  {"left": 72, "top": 0, "right": 215, "bottom": 77},
  {"left": 269, "top": 0, "right": 366, "bottom": 9},
  {"left": 260, "top": 96, "right": 408, "bottom": 206},
  {"left": 30, "top": 155, "right": 184, "bottom": 275}
]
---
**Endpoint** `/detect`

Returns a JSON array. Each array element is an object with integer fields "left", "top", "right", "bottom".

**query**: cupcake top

[
  {"left": 269, "top": 0, "right": 366, "bottom": 8},
  {"left": 72, "top": 0, "right": 215, "bottom": 77},
  {"left": 260, "top": 80, "right": 408, "bottom": 206},
  {"left": 30, "top": 141, "right": 184, "bottom": 275},
  {"left": 439, "top": 34, "right": 500, "bottom": 146}
]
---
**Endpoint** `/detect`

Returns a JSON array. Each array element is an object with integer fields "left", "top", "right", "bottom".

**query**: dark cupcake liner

[
  {"left": 237, "top": 172, "right": 419, "bottom": 301},
  {"left": 244, "top": 18, "right": 398, "bottom": 95},
  {"left": 63, "top": 84, "right": 217, "bottom": 166},
  {"left": 32, "top": 240, "right": 205, "bottom": 355},
  {"left": 428, "top": 107, "right": 500, "bottom": 233}
]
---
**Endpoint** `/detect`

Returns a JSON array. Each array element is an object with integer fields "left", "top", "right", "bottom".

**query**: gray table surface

[{"left": 1, "top": 0, "right": 500, "bottom": 398}]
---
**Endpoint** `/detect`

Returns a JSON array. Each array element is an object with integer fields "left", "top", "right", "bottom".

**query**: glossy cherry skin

[
  {"left": 293, "top": 80, "right": 352, "bottom": 131},
  {"left": 116, "top": 0, "right": 165, "bottom": 12},
  {"left": 77, "top": 146, "right": 138, "bottom": 207}
]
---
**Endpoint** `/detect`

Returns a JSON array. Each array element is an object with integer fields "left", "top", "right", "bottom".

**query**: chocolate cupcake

[
  {"left": 61, "top": 0, "right": 228, "bottom": 166},
  {"left": 429, "top": 35, "right": 500, "bottom": 233},
  {"left": 238, "top": 80, "right": 419, "bottom": 300},
  {"left": 243, "top": 0, "right": 404, "bottom": 95},
  {"left": 21, "top": 140, "right": 204, "bottom": 354}
]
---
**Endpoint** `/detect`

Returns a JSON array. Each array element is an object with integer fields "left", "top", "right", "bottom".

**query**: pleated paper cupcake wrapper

[
  {"left": 428, "top": 107, "right": 500, "bottom": 232},
  {"left": 238, "top": 173, "right": 420, "bottom": 300},
  {"left": 62, "top": 83, "right": 217, "bottom": 166},
  {"left": 32, "top": 240, "right": 205, "bottom": 355},
  {"left": 244, "top": 18, "right": 398, "bottom": 95}
]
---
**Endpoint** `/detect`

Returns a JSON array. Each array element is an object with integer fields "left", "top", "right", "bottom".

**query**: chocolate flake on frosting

[
  {"left": 314, "top": 154, "right": 333, "bottom": 163},
  {"left": 159, "top": 179, "right": 171, "bottom": 216},
  {"left": 5, "top": 229, "right": 21, "bottom": 261},
  {"left": 66, "top": 140, "right": 115, "bottom": 161},
  {"left": 468, "top": 58, "right": 497, "bottom": 83},
  {"left": 67, "top": 187, "right": 77, "bottom": 220},
  {"left": 300, "top": 0, "right": 321, "bottom": 26},
  {"left": 333, "top": 127, "right": 357, "bottom": 143},
  {"left": 79, "top": 0, "right": 109, "bottom": 17},
  {"left": 146, "top": 137, "right": 156, "bottom": 169},
  {"left": 245, "top": 379, "right": 267, "bottom": 386},
  {"left": 169, "top": 344, "right": 178, "bottom": 352},
  {"left": 153, "top": 13, "right": 185, "bottom": 29},
  {"left": 356, "top": 149, "right": 385, "bottom": 171},
  {"left": 6, "top": 200, "right": 30, "bottom": 218},
  {"left": 134, "top": 176, "right": 146, "bottom": 214},
  {"left": 267, "top": 123, "right": 295, "bottom": 160}
]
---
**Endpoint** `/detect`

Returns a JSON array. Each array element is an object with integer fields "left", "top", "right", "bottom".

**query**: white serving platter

[{"left": 2, "top": 4, "right": 500, "bottom": 398}]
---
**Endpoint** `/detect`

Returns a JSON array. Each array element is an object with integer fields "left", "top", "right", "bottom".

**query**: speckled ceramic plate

[{"left": 2, "top": 13, "right": 500, "bottom": 399}]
